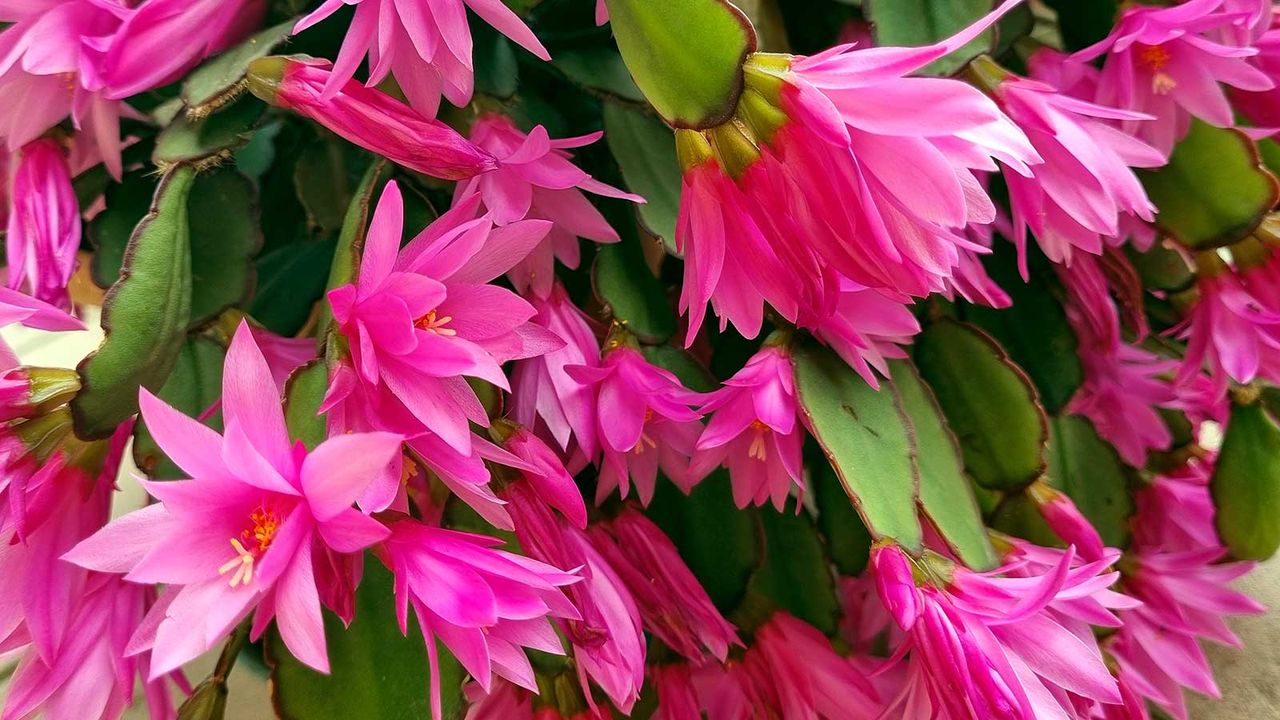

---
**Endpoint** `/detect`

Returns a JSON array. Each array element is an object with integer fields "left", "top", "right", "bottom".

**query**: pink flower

[
  {"left": 510, "top": 283, "right": 602, "bottom": 465},
  {"left": 102, "top": 0, "right": 265, "bottom": 99},
  {"left": 872, "top": 542, "right": 1127, "bottom": 719},
  {"left": 990, "top": 71, "right": 1164, "bottom": 271},
  {"left": 248, "top": 57, "right": 498, "bottom": 181},
  {"left": 6, "top": 138, "right": 80, "bottom": 309},
  {"left": 294, "top": 0, "right": 550, "bottom": 116},
  {"left": 1133, "top": 458, "right": 1221, "bottom": 552},
  {"left": 1073, "top": 0, "right": 1274, "bottom": 154},
  {"left": 673, "top": 0, "right": 1037, "bottom": 341},
  {"left": 1026, "top": 481, "right": 1107, "bottom": 563},
  {"left": 504, "top": 482, "right": 645, "bottom": 712},
  {"left": 568, "top": 343, "right": 703, "bottom": 505},
  {"left": 326, "top": 181, "right": 553, "bottom": 454},
  {"left": 0, "top": 284, "right": 83, "bottom": 331},
  {"left": 1111, "top": 548, "right": 1264, "bottom": 719},
  {"left": 457, "top": 114, "right": 641, "bottom": 298},
  {"left": 806, "top": 279, "right": 919, "bottom": 387},
  {"left": 749, "top": 612, "right": 880, "bottom": 720},
  {"left": 0, "top": 0, "right": 128, "bottom": 176},
  {"left": 501, "top": 422, "right": 588, "bottom": 528},
  {"left": 691, "top": 346, "right": 804, "bottom": 511},
  {"left": 651, "top": 665, "right": 700, "bottom": 720},
  {"left": 587, "top": 507, "right": 739, "bottom": 663},
  {"left": 381, "top": 520, "right": 579, "bottom": 720},
  {"left": 248, "top": 325, "right": 316, "bottom": 390},
  {"left": 1230, "top": 16, "right": 1280, "bottom": 125},
  {"left": 65, "top": 322, "right": 404, "bottom": 677},
  {"left": 1, "top": 578, "right": 185, "bottom": 720},
  {"left": 1176, "top": 257, "right": 1280, "bottom": 386}
]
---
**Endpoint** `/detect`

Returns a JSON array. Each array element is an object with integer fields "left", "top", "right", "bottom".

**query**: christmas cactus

[{"left": 2, "top": 0, "right": 1279, "bottom": 718}]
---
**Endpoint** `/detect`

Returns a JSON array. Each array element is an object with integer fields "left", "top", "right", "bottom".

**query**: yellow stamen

[
  {"left": 748, "top": 420, "right": 771, "bottom": 461},
  {"left": 634, "top": 408, "right": 658, "bottom": 455},
  {"left": 1137, "top": 44, "right": 1176, "bottom": 94},
  {"left": 218, "top": 506, "right": 281, "bottom": 588},
  {"left": 415, "top": 309, "right": 457, "bottom": 336}
]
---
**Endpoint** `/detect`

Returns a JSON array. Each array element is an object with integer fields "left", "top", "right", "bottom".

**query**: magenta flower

[
  {"left": 1133, "top": 458, "right": 1221, "bottom": 553},
  {"left": 1176, "top": 259, "right": 1280, "bottom": 387},
  {"left": 65, "top": 322, "right": 404, "bottom": 677},
  {"left": 511, "top": 283, "right": 602, "bottom": 465},
  {"left": 249, "top": 58, "right": 498, "bottom": 181},
  {"left": 1231, "top": 16, "right": 1280, "bottom": 125},
  {"left": 872, "top": 542, "right": 1127, "bottom": 719},
  {"left": 458, "top": 114, "right": 642, "bottom": 298},
  {"left": 568, "top": 343, "right": 704, "bottom": 505},
  {"left": 381, "top": 519, "right": 578, "bottom": 720},
  {"left": 1112, "top": 548, "right": 1264, "bottom": 719},
  {"left": 691, "top": 346, "right": 803, "bottom": 511},
  {"left": 502, "top": 423, "right": 588, "bottom": 528},
  {"left": 294, "top": 0, "right": 550, "bottom": 116},
  {"left": 1073, "top": 0, "right": 1274, "bottom": 154},
  {"left": 746, "top": 612, "right": 881, "bottom": 720},
  {"left": 651, "top": 664, "right": 700, "bottom": 720},
  {"left": 1026, "top": 481, "right": 1107, "bottom": 563},
  {"left": 504, "top": 481, "right": 645, "bottom": 712},
  {"left": 991, "top": 71, "right": 1164, "bottom": 271},
  {"left": 0, "top": 284, "right": 83, "bottom": 332},
  {"left": 0, "top": 0, "right": 127, "bottom": 176},
  {"left": 1, "top": 577, "right": 185, "bottom": 720},
  {"left": 587, "top": 507, "right": 739, "bottom": 663},
  {"left": 6, "top": 138, "right": 80, "bottom": 309},
  {"left": 326, "top": 181, "right": 554, "bottom": 453},
  {"left": 102, "top": 0, "right": 265, "bottom": 99},
  {"left": 674, "top": 0, "right": 1037, "bottom": 340}
]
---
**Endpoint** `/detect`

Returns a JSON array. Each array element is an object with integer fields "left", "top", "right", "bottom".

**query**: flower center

[
  {"left": 1137, "top": 44, "right": 1176, "bottom": 94},
  {"left": 634, "top": 408, "right": 658, "bottom": 455},
  {"left": 748, "top": 420, "right": 771, "bottom": 461},
  {"left": 414, "top": 309, "right": 456, "bottom": 336},
  {"left": 218, "top": 505, "right": 281, "bottom": 588}
]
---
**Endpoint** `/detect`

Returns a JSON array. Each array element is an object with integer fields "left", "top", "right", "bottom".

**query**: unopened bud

[{"left": 245, "top": 55, "right": 288, "bottom": 106}]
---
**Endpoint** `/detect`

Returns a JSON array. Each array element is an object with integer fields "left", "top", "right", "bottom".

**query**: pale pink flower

[
  {"left": 504, "top": 482, "right": 645, "bottom": 713},
  {"left": 1028, "top": 48, "right": 1103, "bottom": 102},
  {"left": 992, "top": 73, "right": 1164, "bottom": 271},
  {"left": 457, "top": 114, "right": 641, "bottom": 298},
  {"left": 6, "top": 138, "right": 80, "bottom": 309},
  {"left": 945, "top": 228, "right": 1013, "bottom": 308},
  {"left": 0, "top": 0, "right": 128, "bottom": 176},
  {"left": 674, "top": 0, "right": 1037, "bottom": 341},
  {"left": 806, "top": 279, "right": 920, "bottom": 387},
  {"left": 872, "top": 542, "right": 1127, "bottom": 719},
  {"left": 381, "top": 520, "right": 578, "bottom": 720},
  {"left": 249, "top": 57, "right": 498, "bottom": 181},
  {"left": 0, "top": 284, "right": 82, "bottom": 332},
  {"left": 510, "top": 283, "right": 602, "bottom": 465},
  {"left": 326, "top": 181, "right": 553, "bottom": 454},
  {"left": 1073, "top": 0, "right": 1274, "bottom": 154},
  {"left": 691, "top": 346, "right": 803, "bottom": 511},
  {"left": 102, "top": 0, "right": 265, "bottom": 99},
  {"left": 587, "top": 507, "right": 739, "bottom": 663},
  {"left": 294, "top": 0, "right": 550, "bottom": 117},
  {"left": 568, "top": 344, "right": 703, "bottom": 505},
  {"left": 248, "top": 325, "right": 316, "bottom": 390},
  {"left": 65, "top": 322, "right": 404, "bottom": 677},
  {"left": 1111, "top": 548, "right": 1264, "bottom": 720},
  {"left": 1230, "top": 17, "right": 1280, "bottom": 125}
]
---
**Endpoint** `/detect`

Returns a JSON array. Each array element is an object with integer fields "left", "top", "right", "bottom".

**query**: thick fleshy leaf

[
  {"left": 88, "top": 170, "right": 156, "bottom": 288},
  {"left": 604, "top": 103, "right": 681, "bottom": 253},
  {"left": 603, "top": 0, "right": 756, "bottom": 128},
  {"left": 268, "top": 560, "right": 465, "bottom": 720},
  {"left": 285, "top": 361, "right": 329, "bottom": 451},
  {"left": 1212, "top": 400, "right": 1280, "bottom": 561},
  {"left": 72, "top": 166, "right": 196, "bottom": 439},
  {"left": 648, "top": 474, "right": 761, "bottom": 611},
  {"left": 555, "top": 46, "right": 644, "bottom": 103},
  {"left": 792, "top": 340, "right": 924, "bottom": 552},
  {"left": 914, "top": 319, "right": 1048, "bottom": 491},
  {"left": 592, "top": 206, "right": 676, "bottom": 343},
  {"left": 132, "top": 336, "right": 226, "bottom": 480},
  {"left": 251, "top": 239, "right": 338, "bottom": 337},
  {"left": 294, "top": 137, "right": 373, "bottom": 235},
  {"left": 734, "top": 505, "right": 840, "bottom": 635},
  {"left": 1047, "top": 415, "right": 1135, "bottom": 549},
  {"left": 812, "top": 454, "right": 873, "bottom": 577},
  {"left": 867, "top": 0, "right": 998, "bottom": 76},
  {"left": 153, "top": 98, "right": 265, "bottom": 167},
  {"left": 182, "top": 20, "right": 296, "bottom": 113},
  {"left": 891, "top": 360, "right": 998, "bottom": 571},
  {"left": 1128, "top": 242, "right": 1195, "bottom": 293},
  {"left": 967, "top": 249, "right": 1083, "bottom": 414},
  {"left": 1138, "top": 120, "right": 1280, "bottom": 250},
  {"left": 188, "top": 169, "right": 263, "bottom": 325},
  {"left": 473, "top": 22, "right": 519, "bottom": 99}
]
